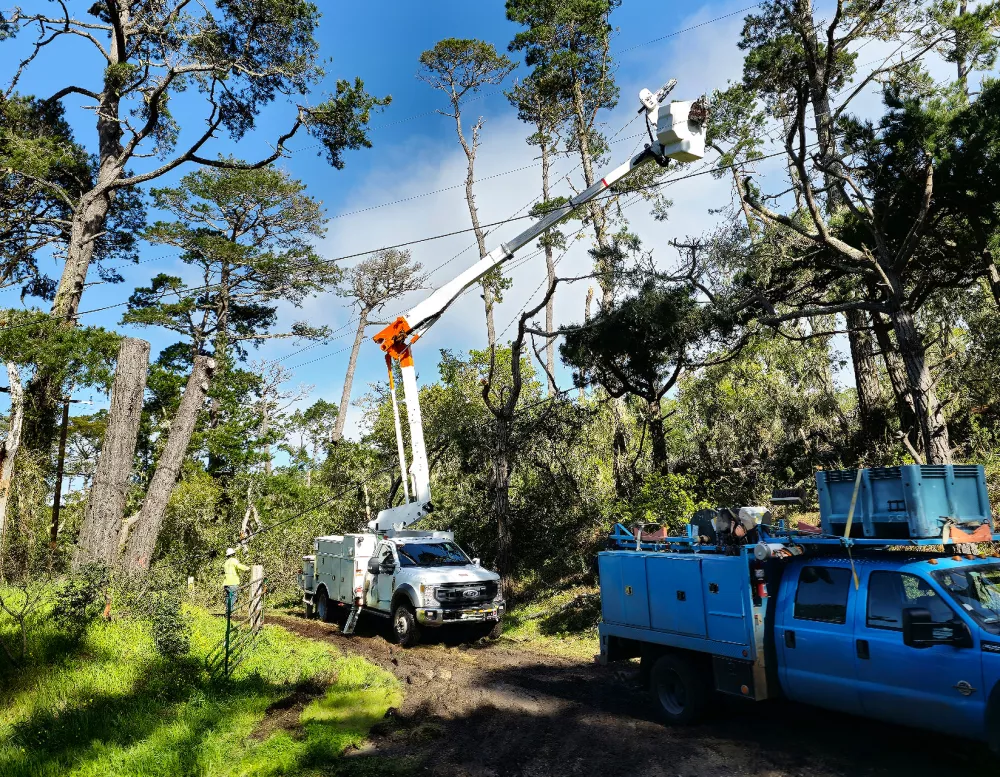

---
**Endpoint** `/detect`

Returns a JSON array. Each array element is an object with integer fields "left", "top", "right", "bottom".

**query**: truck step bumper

[{"left": 417, "top": 605, "right": 503, "bottom": 626}]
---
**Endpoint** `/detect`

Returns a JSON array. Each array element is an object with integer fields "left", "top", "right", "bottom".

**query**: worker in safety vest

[{"left": 223, "top": 547, "right": 249, "bottom": 611}]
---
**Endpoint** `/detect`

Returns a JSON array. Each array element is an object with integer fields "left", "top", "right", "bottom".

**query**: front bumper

[{"left": 417, "top": 601, "right": 505, "bottom": 626}]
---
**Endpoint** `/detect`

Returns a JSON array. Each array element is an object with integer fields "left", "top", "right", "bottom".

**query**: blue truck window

[
  {"left": 866, "top": 572, "right": 951, "bottom": 629},
  {"left": 868, "top": 571, "right": 956, "bottom": 629},
  {"left": 794, "top": 566, "right": 851, "bottom": 623}
]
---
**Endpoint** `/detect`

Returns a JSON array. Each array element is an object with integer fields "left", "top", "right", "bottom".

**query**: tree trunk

[
  {"left": 540, "top": 134, "right": 557, "bottom": 396},
  {"left": 452, "top": 109, "right": 496, "bottom": 348},
  {"left": 580, "top": 287, "right": 594, "bottom": 401},
  {"left": 490, "top": 415, "right": 515, "bottom": 603},
  {"left": 332, "top": 309, "right": 369, "bottom": 443},
  {"left": 121, "top": 356, "right": 215, "bottom": 571},
  {"left": 846, "top": 309, "right": 883, "bottom": 441},
  {"left": 988, "top": 265, "right": 1000, "bottom": 308},
  {"left": 647, "top": 398, "right": 668, "bottom": 473},
  {"left": 0, "top": 363, "right": 25, "bottom": 574},
  {"left": 799, "top": 14, "right": 885, "bottom": 444},
  {"left": 872, "top": 313, "right": 918, "bottom": 441},
  {"left": 887, "top": 304, "right": 951, "bottom": 463},
  {"left": 27, "top": 27, "right": 127, "bottom": 461},
  {"left": 50, "top": 399, "right": 71, "bottom": 547},
  {"left": 73, "top": 338, "right": 150, "bottom": 569},
  {"left": 570, "top": 78, "right": 613, "bottom": 310}
]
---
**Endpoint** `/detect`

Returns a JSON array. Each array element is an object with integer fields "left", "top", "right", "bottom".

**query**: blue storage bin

[{"left": 815, "top": 465, "right": 992, "bottom": 539}]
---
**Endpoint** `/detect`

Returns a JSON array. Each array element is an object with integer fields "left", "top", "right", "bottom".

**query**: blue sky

[{"left": 2, "top": 0, "right": 896, "bottom": 441}]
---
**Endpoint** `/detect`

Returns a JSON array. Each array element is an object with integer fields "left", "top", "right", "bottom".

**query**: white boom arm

[{"left": 369, "top": 83, "right": 706, "bottom": 532}]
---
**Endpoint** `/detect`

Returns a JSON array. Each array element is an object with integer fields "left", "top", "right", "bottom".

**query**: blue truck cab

[{"left": 598, "top": 465, "right": 1000, "bottom": 751}]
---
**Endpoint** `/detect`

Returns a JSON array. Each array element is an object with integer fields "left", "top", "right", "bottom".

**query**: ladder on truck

[{"left": 342, "top": 603, "right": 360, "bottom": 636}]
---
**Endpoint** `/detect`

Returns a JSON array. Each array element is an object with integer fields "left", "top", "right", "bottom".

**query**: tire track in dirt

[{"left": 269, "top": 613, "right": 995, "bottom": 777}]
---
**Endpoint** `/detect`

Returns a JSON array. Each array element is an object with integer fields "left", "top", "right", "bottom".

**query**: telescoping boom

[{"left": 369, "top": 79, "right": 708, "bottom": 532}]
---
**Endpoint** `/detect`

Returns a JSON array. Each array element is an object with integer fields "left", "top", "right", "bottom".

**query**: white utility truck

[
  {"left": 299, "top": 529, "right": 503, "bottom": 646},
  {"left": 300, "top": 77, "right": 706, "bottom": 647}
]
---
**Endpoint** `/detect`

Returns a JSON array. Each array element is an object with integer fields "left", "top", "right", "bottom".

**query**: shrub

[
  {"left": 51, "top": 564, "right": 109, "bottom": 640},
  {"left": 147, "top": 592, "right": 191, "bottom": 659}
]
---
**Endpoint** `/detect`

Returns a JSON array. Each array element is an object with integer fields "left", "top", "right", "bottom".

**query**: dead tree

[
  {"left": 333, "top": 249, "right": 425, "bottom": 442},
  {"left": 0, "top": 363, "right": 24, "bottom": 575}
]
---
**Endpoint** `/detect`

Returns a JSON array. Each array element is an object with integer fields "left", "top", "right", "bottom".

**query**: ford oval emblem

[{"left": 463, "top": 589, "right": 478, "bottom": 598}]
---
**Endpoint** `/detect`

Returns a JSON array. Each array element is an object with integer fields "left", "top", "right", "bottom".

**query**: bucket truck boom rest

[{"left": 369, "top": 80, "right": 707, "bottom": 532}]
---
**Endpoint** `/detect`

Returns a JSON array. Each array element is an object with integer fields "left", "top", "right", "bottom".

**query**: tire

[
  {"left": 649, "top": 654, "right": 710, "bottom": 725},
  {"left": 392, "top": 603, "right": 421, "bottom": 647},
  {"left": 316, "top": 588, "right": 331, "bottom": 623}
]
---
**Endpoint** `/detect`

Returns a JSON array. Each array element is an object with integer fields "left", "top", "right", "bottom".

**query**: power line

[
  {"left": 618, "top": 4, "right": 762, "bottom": 53},
  {"left": 0, "top": 143, "right": 806, "bottom": 336}
]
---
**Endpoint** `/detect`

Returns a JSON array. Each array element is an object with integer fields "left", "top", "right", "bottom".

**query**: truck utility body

[
  {"left": 300, "top": 529, "right": 503, "bottom": 646},
  {"left": 599, "top": 465, "right": 1000, "bottom": 750}
]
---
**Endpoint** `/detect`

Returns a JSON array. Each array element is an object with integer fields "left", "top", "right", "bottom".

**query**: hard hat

[{"left": 226, "top": 547, "right": 236, "bottom": 557}]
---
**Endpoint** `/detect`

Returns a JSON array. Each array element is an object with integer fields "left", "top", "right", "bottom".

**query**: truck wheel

[
  {"left": 316, "top": 589, "right": 331, "bottom": 623},
  {"left": 649, "top": 654, "right": 710, "bottom": 725},
  {"left": 392, "top": 603, "right": 421, "bottom": 647}
]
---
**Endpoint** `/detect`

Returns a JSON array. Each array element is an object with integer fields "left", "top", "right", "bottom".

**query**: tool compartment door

[
  {"left": 701, "top": 557, "right": 750, "bottom": 645},
  {"left": 598, "top": 553, "right": 650, "bottom": 628},
  {"left": 646, "top": 555, "right": 706, "bottom": 636}
]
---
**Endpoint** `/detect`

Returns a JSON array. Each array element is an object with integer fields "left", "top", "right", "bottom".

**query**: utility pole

[{"left": 50, "top": 394, "right": 93, "bottom": 548}]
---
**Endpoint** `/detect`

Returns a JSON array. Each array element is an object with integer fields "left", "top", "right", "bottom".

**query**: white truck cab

[{"left": 299, "top": 529, "right": 504, "bottom": 646}]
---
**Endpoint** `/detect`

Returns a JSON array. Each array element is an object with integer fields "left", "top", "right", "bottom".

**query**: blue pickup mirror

[{"left": 902, "top": 607, "right": 972, "bottom": 648}]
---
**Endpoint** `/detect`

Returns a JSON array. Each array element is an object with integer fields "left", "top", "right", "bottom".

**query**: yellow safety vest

[{"left": 223, "top": 557, "right": 249, "bottom": 587}]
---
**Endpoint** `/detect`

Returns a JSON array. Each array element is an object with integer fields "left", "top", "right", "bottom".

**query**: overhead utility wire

[{"left": 0, "top": 142, "right": 815, "bottom": 336}]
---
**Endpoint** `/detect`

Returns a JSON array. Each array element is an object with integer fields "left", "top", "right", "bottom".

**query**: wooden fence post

[{"left": 249, "top": 565, "right": 264, "bottom": 633}]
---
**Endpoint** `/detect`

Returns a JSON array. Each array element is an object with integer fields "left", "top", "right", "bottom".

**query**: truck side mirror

[
  {"left": 902, "top": 607, "right": 972, "bottom": 648},
  {"left": 473, "top": 557, "right": 481, "bottom": 567},
  {"left": 367, "top": 557, "right": 380, "bottom": 575}
]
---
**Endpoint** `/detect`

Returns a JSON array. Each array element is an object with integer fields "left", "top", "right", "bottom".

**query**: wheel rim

[
  {"left": 655, "top": 668, "right": 687, "bottom": 716},
  {"left": 395, "top": 612, "right": 408, "bottom": 637}
]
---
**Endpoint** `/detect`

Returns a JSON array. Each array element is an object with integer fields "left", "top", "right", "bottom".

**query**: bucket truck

[{"left": 299, "top": 80, "right": 707, "bottom": 647}]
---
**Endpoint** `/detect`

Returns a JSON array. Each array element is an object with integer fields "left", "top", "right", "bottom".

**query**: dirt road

[{"left": 271, "top": 613, "right": 994, "bottom": 777}]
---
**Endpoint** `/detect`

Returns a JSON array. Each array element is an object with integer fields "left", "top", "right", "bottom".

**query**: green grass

[
  {"left": 0, "top": 606, "right": 401, "bottom": 777},
  {"left": 500, "top": 586, "right": 601, "bottom": 660}
]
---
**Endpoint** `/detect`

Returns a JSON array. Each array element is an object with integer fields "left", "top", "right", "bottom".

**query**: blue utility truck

[{"left": 598, "top": 465, "right": 1000, "bottom": 751}]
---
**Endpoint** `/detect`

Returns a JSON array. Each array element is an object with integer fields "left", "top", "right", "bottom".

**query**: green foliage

[
  {"left": 147, "top": 592, "right": 191, "bottom": 659},
  {"left": 418, "top": 38, "right": 516, "bottom": 97},
  {"left": 51, "top": 565, "right": 109, "bottom": 642},
  {"left": 126, "top": 165, "right": 336, "bottom": 359},
  {"left": 609, "top": 472, "right": 707, "bottom": 533},
  {"left": 506, "top": 0, "right": 621, "bottom": 118}
]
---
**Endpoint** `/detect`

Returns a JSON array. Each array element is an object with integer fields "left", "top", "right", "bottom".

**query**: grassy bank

[
  {"left": 500, "top": 586, "right": 600, "bottom": 660},
  {"left": 0, "top": 606, "right": 400, "bottom": 777}
]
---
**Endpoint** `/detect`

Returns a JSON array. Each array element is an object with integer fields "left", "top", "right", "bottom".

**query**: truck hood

[{"left": 412, "top": 565, "right": 500, "bottom": 585}]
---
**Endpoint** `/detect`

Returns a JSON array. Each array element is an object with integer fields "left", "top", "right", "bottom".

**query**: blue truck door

[
  {"left": 646, "top": 556, "right": 706, "bottom": 636},
  {"left": 777, "top": 563, "right": 862, "bottom": 715},
  {"left": 701, "top": 557, "right": 749, "bottom": 645},
  {"left": 598, "top": 553, "right": 650, "bottom": 629},
  {"left": 855, "top": 569, "right": 986, "bottom": 739}
]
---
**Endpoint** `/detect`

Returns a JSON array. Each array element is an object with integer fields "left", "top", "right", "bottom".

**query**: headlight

[{"left": 419, "top": 584, "right": 437, "bottom": 607}]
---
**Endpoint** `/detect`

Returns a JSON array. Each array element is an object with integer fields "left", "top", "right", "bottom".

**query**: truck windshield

[
  {"left": 397, "top": 542, "right": 471, "bottom": 568},
  {"left": 932, "top": 563, "right": 1000, "bottom": 633}
]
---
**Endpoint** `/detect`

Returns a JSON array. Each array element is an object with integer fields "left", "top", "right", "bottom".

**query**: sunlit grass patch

[
  {"left": 501, "top": 586, "right": 600, "bottom": 660},
  {"left": 0, "top": 603, "right": 400, "bottom": 777}
]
